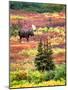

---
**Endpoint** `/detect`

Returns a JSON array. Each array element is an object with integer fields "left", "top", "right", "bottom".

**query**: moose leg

[
  {"left": 19, "top": 36, "right": 22, "bottom": 43},
  {"left": 26, "top": 35, "right": 29, "bottom": 42},
  {"left": 26, "top": 37, "right": 29, "bottom": 41}
]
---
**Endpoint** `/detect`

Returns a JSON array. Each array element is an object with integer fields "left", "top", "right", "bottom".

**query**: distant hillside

[{"left": 9, "top": 1, "right": 66, "bottom": 13}]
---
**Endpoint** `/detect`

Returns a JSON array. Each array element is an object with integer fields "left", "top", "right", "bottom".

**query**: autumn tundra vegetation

[{"left": 9, "top": 1, "right": 66, "bottom": 88}]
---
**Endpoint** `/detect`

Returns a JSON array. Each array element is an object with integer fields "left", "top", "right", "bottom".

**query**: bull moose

[
  {"left": 18, "top": 29, "right": 34, "bottom": 42},
  {"left": 18, "top": 22, "right": 36, "bottom": 42}
]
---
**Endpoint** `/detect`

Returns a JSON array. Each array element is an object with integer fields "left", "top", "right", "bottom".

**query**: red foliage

[{"left": 10, "top": 10, "right": 65, "bottom": 29}]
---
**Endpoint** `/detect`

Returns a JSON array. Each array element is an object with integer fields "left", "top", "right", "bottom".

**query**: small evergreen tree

[
  {"left": 35, "top": 40, "right": 55, "bottom": 72},
  {"left": 43, "top": 43, "right": 55, "bottom": 71},
  {"left": 34, "top": 40, "right": 44, "bottom": 71}
]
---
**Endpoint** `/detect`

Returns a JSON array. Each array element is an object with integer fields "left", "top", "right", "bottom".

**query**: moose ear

[{"left": 32, "top": 24, "right": 36, "bottom": 30}]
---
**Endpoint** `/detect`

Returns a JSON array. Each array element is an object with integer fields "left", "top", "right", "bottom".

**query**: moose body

[{"left": 18, "top": 29, "right": 34, "bottom": 42}]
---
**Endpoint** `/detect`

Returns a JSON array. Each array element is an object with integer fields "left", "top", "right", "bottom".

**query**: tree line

[{"left": 10, "top": 1, "right": 66, "bottom": 13}]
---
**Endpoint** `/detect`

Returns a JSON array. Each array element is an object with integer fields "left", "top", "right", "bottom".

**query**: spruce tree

[
  {"left": 43, "top": 42, "right": 55, "bottom": 71},
  {"left": 34, "top": 40, "right": 44, "bottom": 71},
  {"left": 35, "top": 40, "right": 55, "bottom": 72}
]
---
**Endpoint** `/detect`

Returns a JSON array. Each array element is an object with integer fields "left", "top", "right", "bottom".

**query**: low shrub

[
  {"left": 10, "top": 70, "right": 28, "bottom": 81},
  {"left": 54, "top": 64, "right": 66, "bottom": 80},
  {"left": 43, "top": 64, "right": 66, "bottom": 81},
  {"left": 27, "top": 70, "right": 42, "bottom": 83},
  {"left": 43, "top": 71, "right": 55, "bottom": 81},
  {"left": 10, "top": 72, "right": 17, "bottom": 82},
  {"left": 19, "top": 49, "right": 38, "bottom": 57},
  {"left": 10, "top": 64, "right": 66, "bottom": 87},
  {"left": 16, "top": 70, "right": 28, "bottom": 80},
  {"left": 10, "top": 25, "right": 19, "bottom": 37}
]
